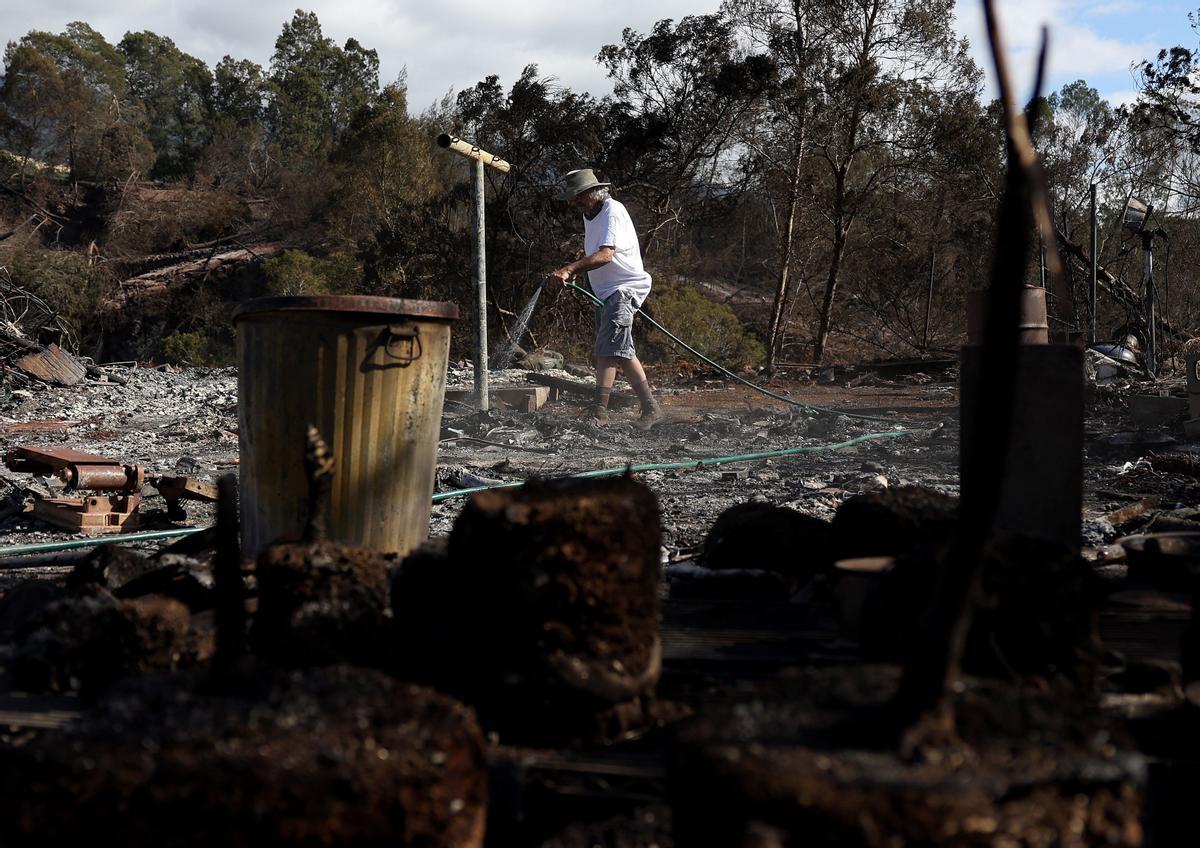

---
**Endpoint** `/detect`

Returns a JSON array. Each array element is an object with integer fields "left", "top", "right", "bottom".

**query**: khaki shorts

[{"left": 594, "top": 290, "right": 637, "bottom": 359}]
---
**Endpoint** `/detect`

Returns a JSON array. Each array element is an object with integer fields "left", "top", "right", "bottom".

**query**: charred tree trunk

[
  {"left": 766, "top": 146, "right": 805, "bottom": 373},
  {"left": 814, "top": 198, "right": 849, "bottom": 364}
]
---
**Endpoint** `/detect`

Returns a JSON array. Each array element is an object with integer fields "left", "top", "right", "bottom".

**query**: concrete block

[{"left": 495, "top": 386, "right": 549, "bottom": 412}]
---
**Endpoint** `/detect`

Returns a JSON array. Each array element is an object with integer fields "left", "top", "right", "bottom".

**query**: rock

[
  {"left": 701, "top": 502, "right": 831, "bottom": 584},
  {"left": 67, "top": 546, "right": 216, "bottom": 612},
  {"left": 520, "top": 348, "right": 565, "bottom": 371},
  {"left": 830, "top": 485, "right": 958, "bottom": 560},
  {"left": 1082, "top": 518, "right": 1118, "bottom": 547}
]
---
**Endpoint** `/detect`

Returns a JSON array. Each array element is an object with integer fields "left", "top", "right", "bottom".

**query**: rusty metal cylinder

[
  {"left": 234, "top": 296, "right": 459, "bottom": 560},
  {"left": 966, "top": 286, "right": 1049, "bottom": 345},
  {"left": 57, "top": 464, "right": 144, "bottom": 492}
]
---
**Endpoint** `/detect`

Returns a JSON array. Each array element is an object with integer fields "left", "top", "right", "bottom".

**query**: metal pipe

[
  {"left": 473, "top": 158, "right": 489, "bottom": 411},
  {"left": 923, "top": 250, "right": 936, "bottom": 351},
  {"left": 1090, "top": 182, "right": 1098, "bottom": 342},
  {"left": 436, "top": 134, "right": 511, "bottom": 173},
  {"left": 1145, "top": 233, "right": 1156, "bottom": 378}
]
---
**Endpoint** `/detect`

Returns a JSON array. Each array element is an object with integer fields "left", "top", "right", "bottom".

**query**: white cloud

[
  {"left": 0, "top": 0, "right": 707, "bottom": 111},
  {"left": 0, "top": 0, "right": 1171, "bottom": 110},
  {"left": 1087, "top": 1, "right": 1138, "bottom": 16},
  {"left": 954, "top": 0, "right": 1155, "bottom": 104}
]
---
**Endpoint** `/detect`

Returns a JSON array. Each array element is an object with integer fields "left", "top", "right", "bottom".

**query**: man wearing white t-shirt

[{"left": 543, "top": 168, "right": 661, "bottom": 427}]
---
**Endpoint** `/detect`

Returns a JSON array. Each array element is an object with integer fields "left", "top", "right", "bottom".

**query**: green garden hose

[
  {"left": 0, "top": 425, "right": 936, "bottom": 559},
  {"left": 567, "top": 282, "right": 921, "bottom": 426}
]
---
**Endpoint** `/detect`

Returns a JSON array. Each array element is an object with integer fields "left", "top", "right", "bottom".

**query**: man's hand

[{"left": 542, "top": 267, "right": 571, "bottom": 289}]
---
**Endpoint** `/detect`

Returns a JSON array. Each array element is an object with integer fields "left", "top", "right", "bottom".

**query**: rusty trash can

[{"left": 234, "top": 296, "right": 458, "bottom": 560}]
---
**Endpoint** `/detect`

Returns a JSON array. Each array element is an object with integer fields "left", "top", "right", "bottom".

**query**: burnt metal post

[
  {"left": 923, "top": 250, "right": 936, "bottom": 352},
  {"left": 1144, "top": 229, "right": 1157, "bottom": 378},
  {"left": 472, "top": 158, "right": 488, "bottom": 408},
  {"left": 436, "top": 133, "right": 512, "bottom": 410},
  {"left": 1089, "top": 182, "right": 1098, "bottom": 343}
]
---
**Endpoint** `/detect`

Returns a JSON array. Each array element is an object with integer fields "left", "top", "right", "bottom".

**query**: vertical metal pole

[
  {"left": 1145, "top": 237, "right": 1156, "bottom": 379},
  {"left": 1089, "top": 182, "right": 1098, "bottom": 343},
  {"left": 923, "top": 250, "right": 936, "bottom": 352},
  {"left": 472, "top": 158, "right": 488, "bottom": 410}
]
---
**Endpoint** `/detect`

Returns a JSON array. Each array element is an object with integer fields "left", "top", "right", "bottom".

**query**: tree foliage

[{"left": 1, "top": 6, "right": 1199, "bottom": 367}]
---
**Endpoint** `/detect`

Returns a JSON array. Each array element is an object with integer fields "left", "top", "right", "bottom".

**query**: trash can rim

[{"left": 233, "top": 295, "right": 459, "bottom": 323}]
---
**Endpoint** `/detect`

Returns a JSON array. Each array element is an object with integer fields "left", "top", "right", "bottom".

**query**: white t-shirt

[{"left": 583, "top": 198, "right": 652, "bottom": 306}]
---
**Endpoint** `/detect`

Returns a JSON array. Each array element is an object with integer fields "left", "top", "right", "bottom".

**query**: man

[{"left": 544, "top": 168, "right": 661, "bottom": 427}]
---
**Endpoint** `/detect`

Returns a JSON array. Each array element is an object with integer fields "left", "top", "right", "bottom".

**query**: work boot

[
  {"left": 635, "top": 399, "right": 662, "bottom": 430},
  {"left": 630, "top": 378, "right": 661, "bottom": 430},
  {"left": 592, "top": 384, "right": 613, "bottom": 426}
]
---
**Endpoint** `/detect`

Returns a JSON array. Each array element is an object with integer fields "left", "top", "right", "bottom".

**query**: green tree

[
  {"left": 598, "top": 15, "right": 775, "bottom": 255},
  {"left": 119, "top": 31, "right": 214, "bottom": 179},
  {"left": 803, "top": 0, "right": 979, "bottom": 362},
  {"left": 200, "top": 57, "right": 274, "bottom": 192},
  {"left": 267, "top": 10, "right": 380, "bottom": 164},
  {"left": 1, "top": 22, "right": 153, "bottom": 182},
  {"left": 328, "top": 83, "right": 442, "bottom": 293}
]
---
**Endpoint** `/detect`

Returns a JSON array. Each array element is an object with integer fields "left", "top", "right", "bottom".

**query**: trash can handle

[{"left": 383, "top": 323, "right": 423, "bottom": 367}]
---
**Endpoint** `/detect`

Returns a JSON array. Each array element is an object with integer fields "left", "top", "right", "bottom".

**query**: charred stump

[
  {"left": 393, "top": 475, "right": 663, "bottom": 744},
  {"left": 250, "top": 428, "right": 392, "bottom": 668}
]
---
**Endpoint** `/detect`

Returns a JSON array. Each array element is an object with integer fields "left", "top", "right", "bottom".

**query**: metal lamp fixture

[{"left": 1122, "top": 197, "right": 1152, "bottom": 234}]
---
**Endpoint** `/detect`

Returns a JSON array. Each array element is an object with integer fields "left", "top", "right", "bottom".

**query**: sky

[{"left": 0, "top": 1, "right": 1195, "bottom": 112}]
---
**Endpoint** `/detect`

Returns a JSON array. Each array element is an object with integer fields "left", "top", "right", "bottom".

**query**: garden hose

[
  {"left": 566, "top": 282, "right": 925, "bottom": 426},
  {"left": 0, "top": 425, "right": 935, "bottom": 559}
]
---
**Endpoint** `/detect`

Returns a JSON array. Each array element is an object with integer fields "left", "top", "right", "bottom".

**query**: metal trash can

[{"left": 234, "top": 295, "right": 458, "bottom": 560}]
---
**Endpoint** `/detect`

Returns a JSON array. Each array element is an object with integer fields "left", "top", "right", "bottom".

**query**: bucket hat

[{"left": 558, "top": 168, "right": 610, "bottom": 200}]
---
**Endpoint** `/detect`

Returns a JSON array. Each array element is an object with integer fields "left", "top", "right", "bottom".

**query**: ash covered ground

[{"left": 0, "top": 358, "right": 1193, "bottom": 569}]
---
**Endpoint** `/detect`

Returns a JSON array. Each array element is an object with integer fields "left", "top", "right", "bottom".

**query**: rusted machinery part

[{"left": 56, "top": 463, "right": 145, "bottom": 492}]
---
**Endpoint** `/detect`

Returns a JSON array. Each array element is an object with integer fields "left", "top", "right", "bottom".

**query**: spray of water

[{"left": 492, "top": 286, "right": 543, "bottom": 371}]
